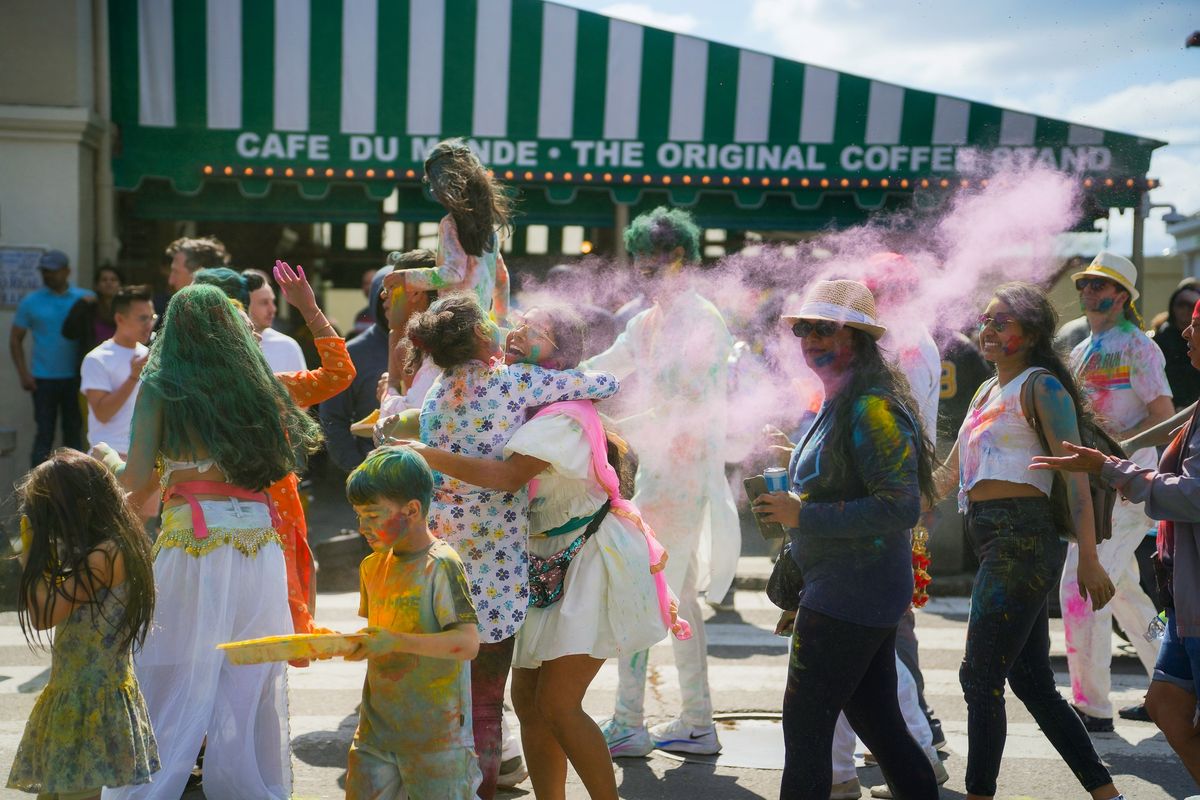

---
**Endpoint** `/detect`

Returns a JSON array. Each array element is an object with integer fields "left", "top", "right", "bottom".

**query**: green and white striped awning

[{"left": 109, "top": 0, "right": 1164, "bottom": 222}]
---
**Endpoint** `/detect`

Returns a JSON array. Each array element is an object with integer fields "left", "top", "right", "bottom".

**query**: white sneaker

[
  {"left": 647, "top": 717, "right": 722, "bottom": 755},
  {"left": 496, "top": 755, "right": 528, "bottom": 788},
  {"left": 830, "top": 777, "right": 862, "bottom": 799},
  {"left": 868, "top": 758, "right": 949, "bottom": 798},
  {"left": 600, "top": 718, "right": 653, "bottom": 758}
]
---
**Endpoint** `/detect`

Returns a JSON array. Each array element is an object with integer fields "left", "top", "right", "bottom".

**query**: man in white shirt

[
  {"left": 1066, "top": 251, "right": 1172, "bottom": 731},
  {"left": 243, "top": 268, "right": 306, "bottom": 373},
  {"left": 80, "top": 285, "right": 154, "bottom": 455}
]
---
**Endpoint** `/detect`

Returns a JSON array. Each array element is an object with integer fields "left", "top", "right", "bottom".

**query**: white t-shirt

[
  {"left": 1070, "top": 320, "right": 1172, "bottom": 435},
  {"left": 80, "top": 339, "right": 148, "bottom": 454},
  {"left": 260, "top": 327, "right": 306, "bottom": 374},
  {"left": 888, "top": 327, "right": 942, "bottom": 447}
]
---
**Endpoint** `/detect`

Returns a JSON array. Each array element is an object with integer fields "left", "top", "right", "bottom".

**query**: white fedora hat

[
  {"left": 781, "top": 279, "right": 887, "bottom": 340},
  {"left": 1071, "top": 251, "right": 1139, "bottom": 301}
]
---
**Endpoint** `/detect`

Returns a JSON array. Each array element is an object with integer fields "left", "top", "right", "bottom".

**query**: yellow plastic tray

[{"left": 217, "top": 632, "right": 368, "bottom": 665}]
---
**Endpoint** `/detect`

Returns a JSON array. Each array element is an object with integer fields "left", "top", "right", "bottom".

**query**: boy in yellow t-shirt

[{"left": 344, "top": 446, "right": 481, "bottom": 799}]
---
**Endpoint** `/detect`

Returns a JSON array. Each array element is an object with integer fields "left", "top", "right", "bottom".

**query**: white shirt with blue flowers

[{"left": 420, "top": 361, "right": 619, "bottom": 642}]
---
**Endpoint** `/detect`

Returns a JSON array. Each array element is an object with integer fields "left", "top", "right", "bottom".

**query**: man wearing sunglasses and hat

[{"left": 1065, "top": 250, "right": 1173, "bottom": 730}]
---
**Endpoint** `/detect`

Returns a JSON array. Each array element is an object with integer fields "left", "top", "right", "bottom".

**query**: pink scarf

[{"left": 529, "top": 400, "right": 692, "bottom": 640}]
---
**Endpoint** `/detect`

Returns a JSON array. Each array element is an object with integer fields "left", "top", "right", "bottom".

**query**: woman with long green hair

[{"left": 96, "top": 283, "right": 322, "bottom": 800}]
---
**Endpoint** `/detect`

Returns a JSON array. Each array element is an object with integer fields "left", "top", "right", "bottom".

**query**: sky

[{"left": 556, "top": 0, "right": 1200, "bottom": 258}]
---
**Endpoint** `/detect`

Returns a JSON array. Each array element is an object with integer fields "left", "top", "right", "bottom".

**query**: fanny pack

[{"left": 528, "top": 500, "right": 611, "bottom": 609}]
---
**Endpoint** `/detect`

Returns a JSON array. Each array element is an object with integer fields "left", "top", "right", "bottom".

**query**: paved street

[{"left": 0, "top": 591, "right": 1193, "bottom": 799}]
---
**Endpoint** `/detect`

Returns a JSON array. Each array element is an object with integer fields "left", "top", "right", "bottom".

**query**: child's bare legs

[
  {"left": 471, "top": 637, "right": 515, "bottom": 799},
  {"left": 512, "top": 656, "right": 616, "bottom": 800}
]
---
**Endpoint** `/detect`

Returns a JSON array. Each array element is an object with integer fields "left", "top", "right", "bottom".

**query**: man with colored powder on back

[
  {"left": 343, "top": 445, "right": 482, "bottom": 799},
  {"left": 1066, "top": 251, "right": 1172, "bottom": 730},
  {"left": 583, "top": 206, "right": 739, "bottom": 757}
]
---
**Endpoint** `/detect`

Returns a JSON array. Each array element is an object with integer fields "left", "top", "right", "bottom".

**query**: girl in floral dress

[
  {"left": 8, "top": 449, "right": 158, "bottom": 799},
  {"left": 401, "top": 295, "right": 619, "bottom": 798}
]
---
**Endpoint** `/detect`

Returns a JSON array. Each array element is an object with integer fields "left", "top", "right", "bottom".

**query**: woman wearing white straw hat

[{"left": 754, "top": 279, "right": 939, "bottom": 799}]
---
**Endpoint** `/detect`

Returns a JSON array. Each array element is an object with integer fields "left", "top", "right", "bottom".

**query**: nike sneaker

[
  {"left": 648, "top": 717, "right": 722, "bottom": 755},
  {"left": 601, "top": 718, "right": 654, "bottom": 758}
]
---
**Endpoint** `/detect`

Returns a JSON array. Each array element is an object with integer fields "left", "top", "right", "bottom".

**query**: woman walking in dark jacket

[{"left": 755, "top": 279, "right": 939, "bottom": 800}]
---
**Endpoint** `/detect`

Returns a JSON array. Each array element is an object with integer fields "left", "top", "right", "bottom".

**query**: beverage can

[{"left": 763, "top": 467, "right": 789, "bottom": 493}]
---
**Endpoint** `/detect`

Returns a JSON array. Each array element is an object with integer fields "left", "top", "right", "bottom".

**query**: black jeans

[
  {"left": 961, "top": 498, "right": 1112, "bottom": 796},
  {"left": 781, "top": 608, "right": 939, "bottom": 800},
  {"left": 31, "top": 377, "right": 83, "bottom": 467}
]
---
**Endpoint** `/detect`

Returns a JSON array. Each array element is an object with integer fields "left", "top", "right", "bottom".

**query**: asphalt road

[{"left": 0, "top": 589, "right": 1194, "bottom": 800}]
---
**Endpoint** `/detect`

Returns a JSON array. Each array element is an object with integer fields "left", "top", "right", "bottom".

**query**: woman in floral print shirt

[{"left": 401, "top": 295, "right": 618, "bottom": 799}]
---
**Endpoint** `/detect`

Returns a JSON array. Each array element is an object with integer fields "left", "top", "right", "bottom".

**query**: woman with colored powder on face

[
  {"left": 402, "top": 295, "right": 620, "bottom": 799},
  {"left": 753, "top": 280, "right": 940, "bottom": 800},
  {"left": 393, "top": 306, "right": 678, "bottom": 800},
  {"left": 933, "top": 282, "right": 1123, "bottom": 800},
  {"left": 95, "top": 283, "right": 324, "bottom": 800},
  {"left": 381, "top": 139, "right": 511, "bottom": 325},
  {"left": 1032, "top": 294, "right": 1200, "bottom": 786}
]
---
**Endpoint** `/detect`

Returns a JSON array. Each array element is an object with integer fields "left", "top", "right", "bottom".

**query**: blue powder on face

[{"left": 812, "top": 352, "right": 836, "bottom": 368}]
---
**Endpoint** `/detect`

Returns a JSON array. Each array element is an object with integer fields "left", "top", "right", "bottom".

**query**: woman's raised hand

[
  {"left": 274, "top": 260, "right": 319, "bottom": 318},
  {"left": 1029, "top": 441, "right": 1108, "bottom": 475}
]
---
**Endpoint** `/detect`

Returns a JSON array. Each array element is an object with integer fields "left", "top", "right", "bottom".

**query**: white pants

[
  {"left": 104, "top": 499, "right": 294, "bottom": 800},
  {"left": 831, "top": 657, "right": 937, "bottom": 784},
  {"left": 1060, "top": 496, "right": 1161, "bottom": 718},
  {"left": 614, "top": 513, "right": 714, "bottom": 727}
]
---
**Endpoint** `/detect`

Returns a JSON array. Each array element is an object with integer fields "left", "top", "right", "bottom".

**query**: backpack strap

[{"left": 1019, "top": 368, "right": 1055, "bottom": 455}]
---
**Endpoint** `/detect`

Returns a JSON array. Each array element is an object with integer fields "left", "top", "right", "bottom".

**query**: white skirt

[
  {"left": 104, "top": 498, "right": 293, "bottom": 800},
  {"left": 513, "top": 510, "right": 667, "bottom": 670}
]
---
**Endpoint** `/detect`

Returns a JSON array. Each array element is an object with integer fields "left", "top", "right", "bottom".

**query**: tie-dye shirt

[
  {"left": 420, "top": 361, "right": 619, "bottom": 642},
  {"left": 786, "top": 392, "right": 921, "bottom": 627},
  {"left": 1075, "top": 321, "right": 1166, "bottom": 438},
  {"left": 356, "top": 539, "right": 477, "bottom": 754},
  {"left": 1070, "top": 320, "right": 1171, "bottom": 449}
]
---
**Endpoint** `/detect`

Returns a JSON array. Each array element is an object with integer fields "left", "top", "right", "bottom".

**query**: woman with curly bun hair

[{"left": 399, "top": 294, "right": 619, "bottom": 798}]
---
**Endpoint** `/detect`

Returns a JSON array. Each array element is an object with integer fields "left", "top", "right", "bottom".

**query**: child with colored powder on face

[
  {"left": 343, "top": 446, "right": 482, "bottom": 800},
  {"left": 381, "top": 139, "right": 511, "bottom": 325}
]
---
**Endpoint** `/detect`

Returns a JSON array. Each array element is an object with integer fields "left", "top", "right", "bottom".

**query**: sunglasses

[
  {"left": 1075, "top": 277, "right": 1118, "bottom": 292},
  {"left": 792, "top": 320, "right": 842, "bottom": 338},
  {"left": 978, "top": 313, "right": 1016, "bottom": 332}
]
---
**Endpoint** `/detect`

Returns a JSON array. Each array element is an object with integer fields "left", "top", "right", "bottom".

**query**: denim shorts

[{"left": 1154, "top": 608, "right": 1200, "bottom": 696}]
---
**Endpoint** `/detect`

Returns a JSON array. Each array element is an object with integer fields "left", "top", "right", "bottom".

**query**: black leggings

[{"left": 781, "top": 607, "right": 939, "bottom": 800}]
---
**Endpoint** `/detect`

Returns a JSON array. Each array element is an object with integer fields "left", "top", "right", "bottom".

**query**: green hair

[
  {"left": 140, "top": 284, "right": 323, "bottom": 490},
  {"left": 194, "top": 267, "right": 250, "bottom": 307},
  {"left": 624, "top": 206, "right": 701, "bottom": 263},
  {"left": 346, "top": 446, "right": 434, "bottom": 514}
]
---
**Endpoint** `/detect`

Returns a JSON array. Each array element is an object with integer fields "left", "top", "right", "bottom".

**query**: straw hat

[
  {"left": 782, "top": 279, "right": 887, "bottom": 340},
  {"left": 1071, "top": 251, "right": 1139, "bottom": 301}
]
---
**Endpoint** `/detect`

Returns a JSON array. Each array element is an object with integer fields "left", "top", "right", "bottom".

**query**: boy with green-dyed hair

[{"left": 343, "top": 446, "right": 482, "bottom": 799}]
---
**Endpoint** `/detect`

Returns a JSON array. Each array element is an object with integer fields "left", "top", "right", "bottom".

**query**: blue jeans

[
  {"left": 961, "top": 497, "right": 1111, "bottom": 796},
  {"left": 31, "top": 377, "right": 83, "bottom": 467},
  {"left": 1155, "top": 607, "right": 1200, "bottom": 696}
]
